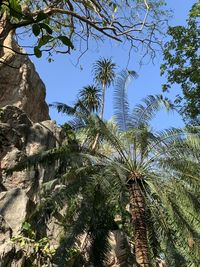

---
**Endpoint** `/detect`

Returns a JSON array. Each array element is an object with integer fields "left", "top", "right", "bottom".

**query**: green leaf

[
  {"left": 58, "top": 36, "right": 74, "bottom": 49},
  {"left": 34, "top": 46, "right": 42, "bottom": 58},
  {"left": 32, "top": 24, "right": 40, "bottom": 36},
  {"left": 22, "top": 222, "right": 31, "bottom": 231},
  {"left": 39, "top": 23, "right": 53, "bottom": 34},
  {"left": 190, "top": 2, "right": 200, "bottom": 18},
  {"left": 113, "top": 3, "right": 118, "bottom": 13},
  {"left": 38, "top": 35, "right": 52, "bottom": 48},
  {"left": 36, "top": 11, "right": 48, "bottom": 22},
  {"left": 9, "top": 0, "right": 22, "bottom": 20},
  {"left": 102, "top": 21, "right": 107, "bottom": 27}
]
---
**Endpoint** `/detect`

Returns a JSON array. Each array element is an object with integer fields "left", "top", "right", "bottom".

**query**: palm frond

[
  {"left": 166, "top": 196, "right": 200, "bottom": 266},
  {"left": 113, "top": 70, "right": 137, "bottom": 131},
  {"left": 53, "top": 172, "right": 116, "bottom": 266},
  {"left": 53, "top": 201, "right": 91, "bottom": 266},
  {"left": 78, "top": 85, "right": 101, "bottom": 113},
  {"left": 49, "top": 102, "right": 76, "bottom": 116},
  {"left": 144, "top": 179, "right": 200, "bottom": 266},
  {"left": 145, "top": 208, "right": 162, "bottom": 265},
  {"left": 93, "top": 57, "right": 116, "bottom": 87},
  {"left": 164, "top": 240, "right": 187, "bottom": 267},
  {"left": 130, "top": 95, "right": 174, "bottom": 128}
]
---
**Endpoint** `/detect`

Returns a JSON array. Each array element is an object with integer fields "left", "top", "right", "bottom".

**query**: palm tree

[
  {"left": 70, "top": 70, "right": 200, "bottom": 266},
  {"left": 92, "top": 58, "right": 116, "bottom": 150},
  {"left": 8, "top": 71, "right": 200, "bottom": 267},
  {"left": 78, "top": 85, "right": 101, "bottom": 114},
  {"left": 93, "top": 57, "right": 116, "bottom": 120}
]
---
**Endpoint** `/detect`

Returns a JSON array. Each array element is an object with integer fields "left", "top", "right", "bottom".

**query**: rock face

[
  {"left": 0, "top": 105, "right": 62, "bottom": 190},
  {"left": 0, "top": 55, "right": 50, "bottom": 122},
  {"left": 0, "top": 33, "right": 50, "bottom": 123},
  {"left": 0, "top": 26, "right": 54, "bottom": 264},
  {"left": 0, "top": 105, "right": 62, "bottom": 266}
]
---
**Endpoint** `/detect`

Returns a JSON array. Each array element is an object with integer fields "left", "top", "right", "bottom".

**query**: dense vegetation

[
  {"left": 2, "top": 1, "right": 200, "bottom": 267},
  {"left": 161, "top": 2, "right": 200, "bottom": 125},
  {"left": 9, "top": 60, "right": 200, "bottom": 266}
]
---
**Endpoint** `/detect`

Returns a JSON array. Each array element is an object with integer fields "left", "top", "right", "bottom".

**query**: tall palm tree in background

[
  {"left": 92, "top": 58, "right": 116, "bottom": 150},
  {"left": 93, "top": 57, "right": 116, "bottom": 120},
  {"left": 78, "top": 85, "right": 101, "bottom": 114}
]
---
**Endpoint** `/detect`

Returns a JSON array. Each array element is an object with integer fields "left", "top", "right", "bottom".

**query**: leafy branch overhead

[{"left": 0, "top": 0, "right": 169, "bottom": 59}]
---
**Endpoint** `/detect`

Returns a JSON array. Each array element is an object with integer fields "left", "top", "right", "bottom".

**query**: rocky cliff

[
  {"left": 0, "top": 105, "right": 62, "bottom": 267},
  {"left": 0, "top": 30, "right": 62, "bottom": 265},
  {"left": 0, "top": 56, "right": 50, "bottom": 122},
  {"left": 0, "top": 26, "right": 50, "bottom": 123}
]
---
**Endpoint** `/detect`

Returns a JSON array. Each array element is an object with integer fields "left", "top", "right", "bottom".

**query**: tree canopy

[
  {"left": 161, "top": 1, "right": 200, "bottom": 125},
  {"left": 0, "top": 0, "right": 169, "bottom": 61}
]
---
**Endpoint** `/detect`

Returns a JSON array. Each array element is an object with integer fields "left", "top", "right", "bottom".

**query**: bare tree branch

[{"left": 0, "top": 0, "right": 169, "bottom": 62}]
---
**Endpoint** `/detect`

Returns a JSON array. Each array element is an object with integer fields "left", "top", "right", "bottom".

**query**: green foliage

[
  {"left": 74, "top": 70, "right": 200, "bottom": 265},
  {"left": 8, "top": 0, "right": 22, "bottom": 20},
  {"left": 57, "top": 36, "right": 74, "bottom": 49},
  {"left": 161, "top": 1, "right": 200, "bottom": 124},
  {"left": 7, "top": 63, "right": 200, "bottom": 266},
  {"left": 93, "top": 58, "right": 116, "bottom": 88},
  {"left": 33, "top": 46, "right": 42, "bottom": 58},
  {"left": 0, "top": 0, "right": 170, "bottom": 61},
  {"left": 36, "top": 11, "right": 48, "bottom": 22},
  {"left": 49, "top": 69, "right": 200, "bottom": 266},
  {"left": 78, "top": 85, "right": 101, "bottom": 113},
  {"left": 32, "top": 24, "right": 40, "bottom": 36},
  {"left": 12, "top": 222, "right": 55, "bottom": 266},
  {"left": 52, "top": 168, "right": 116, "bottom": 266}
]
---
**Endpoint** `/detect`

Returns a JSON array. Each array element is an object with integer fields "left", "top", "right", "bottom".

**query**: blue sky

[{"left": 31, "top": 0, "right": 195, "bottom": 130}]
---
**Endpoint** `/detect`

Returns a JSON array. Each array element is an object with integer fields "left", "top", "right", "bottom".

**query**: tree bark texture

[{"left": 129, "top": 180, "right": 151, "bottom": 267}]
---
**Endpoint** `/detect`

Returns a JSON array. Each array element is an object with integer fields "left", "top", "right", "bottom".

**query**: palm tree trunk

[
  {"left": 100, "top": 81, "right": 105, "bottom": 120},
  {"left": 128, "top": 180, "right": 150, "bottom": 267},
  {"left": 92, "top": 81, "right": 105, "bottom": 150}
]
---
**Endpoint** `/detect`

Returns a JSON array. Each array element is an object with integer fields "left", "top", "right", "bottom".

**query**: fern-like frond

[
  {"left": 113, "top": 70, "right": 137, "bottom": 131},
  {"left": 5, "top": 145, "right": 77, "bottom": 174},
  {"left": 130, "top": 95, "right": 173, "bottom": 128},
  {"left": 49, "top": 102, "right": 76, "bottom": 115}
]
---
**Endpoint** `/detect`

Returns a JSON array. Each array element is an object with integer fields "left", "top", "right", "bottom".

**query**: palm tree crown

[
  {"left": 78, "top": 85, "right": 101, "bottom": 113},
  {"left": 93, "top": 58, "right": 116, "bottom": 120},
  {"left": 93, "top": 58, "right": 116, "bottom": 88}
]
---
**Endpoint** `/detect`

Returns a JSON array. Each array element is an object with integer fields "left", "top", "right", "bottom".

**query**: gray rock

[
  {"left": 0, "top": 106, "right": 62, "bottom": 191},
  {"left": 0, "top": 189, "right": 30, "bottom": 235},
  {"left": 0, "top": 106, "right": 63, "bottom": 266},
  {"left": 0, "top": 46, "right": 50, "bottom": 123}
]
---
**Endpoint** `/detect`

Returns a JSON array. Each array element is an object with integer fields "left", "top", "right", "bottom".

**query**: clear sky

[{"left": 31, "top": 0, "right": 195, "bottom": 130}]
